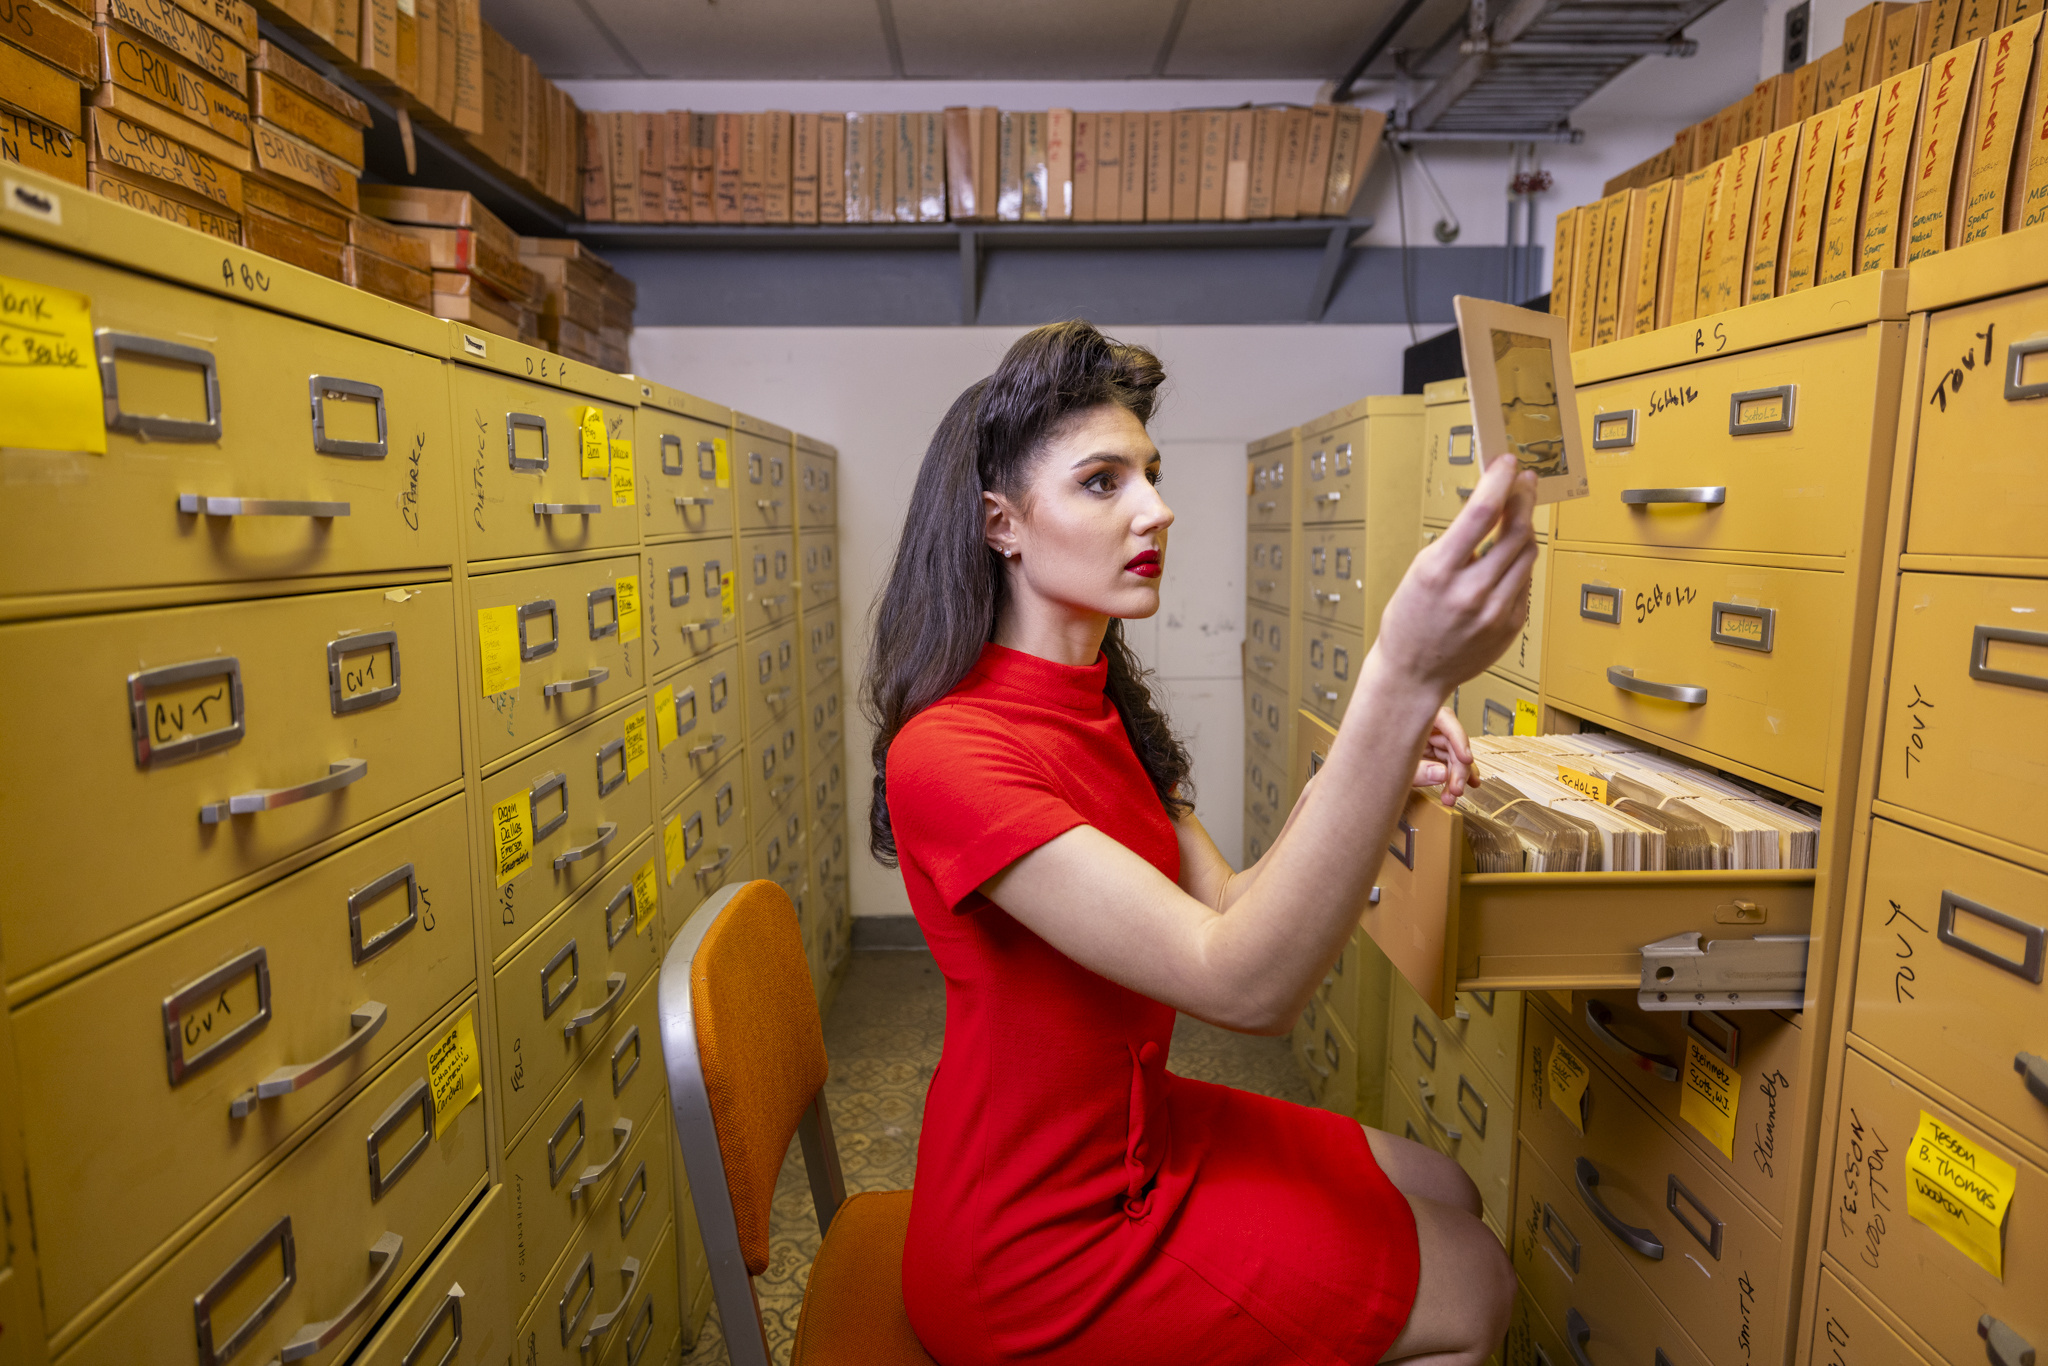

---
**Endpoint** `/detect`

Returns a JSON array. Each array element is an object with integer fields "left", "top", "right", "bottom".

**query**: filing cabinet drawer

[
  {"left": 1825, "top": 1048, "right": 2044, "bottom": 1366},
  {"left": 0, "top": 581, "right": 461, "bottom": 985},
  {"left": 1521, "top": 1007, "right": 1785, "bottom": 1366},
  {"left": 635, "top": 405, "right": 733, "bottom": 544},
  {"left": 1562, "top": 325, "right": 1898, "bottom": 559},
  {"left": 796, "top": 443, "right": 837, "bottom": 529},
  {"left": 747, "top": 722, "right": 803, "bottom": 839},
  {"left": 1545, "top": 548, "right": 1850, "bottom": 792},
  {"left": 507, "top": 975, "right": 667, "bottom": 1318},
  {"left": 1247, "top": 434, "right": 1293, "bottom": 529},
  {"left": 1245, "top": 603, "right": 1290, "bottom": 695},
  {"left": 813, "top": 820, "right": 849, "bottom": 908},
  {"left": 600, "top": 1217, "right": 679, "bottom": 1366},
  {"left": 1301, "top": 620, "right": 1364, "bottom": 723},
  {"left": 495, "top": 834, "right": 664, "bottom": 1149},
  {"left": 1423, "top": 391, "right": 1478, "bottom": 528},
  {"left": 1810, "top": 1267, "right": 1937, "bottom": 1366},
  {"left": 802, "top": 606, "right": 843, "bottom": 693},
  {"left": 1907, "top": 284, "right": 2048, "bottom": 564},
  {"left": 734, "top": 416, "right": 793, "bottom": 532},
  {"left": 469, "top": 555, "right": 647, "bottom": 770},
  {"left": 1318, "top": 930, "right": 1364, "bottom": 1042},
  {"left": 1385, "top": 1066, "right": 1448, "bottom": 1155},
  {"left": 807, "top": 743, "right": 847, "bottom": 840},
  {"left": 806, "top": 685, "right": 846, "bottom": 761},
  {"left": 1854, "top": 819, "right": 2048, "bottom": 1155},
  {"left": 1510, "top": 1140, "right": 1717, "bottom": 1366},
  {"left": 1424, "top": 1052, "right": 1513, "bottom": 1221},
  {"left": 1545, "top": 992, "right": 1806, "bottom": 1228},
  {"left": 1494, "top": 543, "right": 1548, "bottom": 687},
  {"left": 15, "top": 795, "right": 476, "bottom": 1333},
  {"left": 753, "top": 814, "right": 808, "bottom": 902},
  {"left": 1300, "top": 524, "right": 1407, "bottom": 638},
  {"left": 1442, "top": 988, "right": 1523, "bottom": 1097},
  {"left": 1292, "top": 1002, "right": 1357, "bottom": 1116},
  {"left": 353, "top": 1183, "right": 515, "bottom": 1366},
  {"left": 1244, "top": 679, "right": 1287, "bottom": 768},
  {"left": 799, "top": 530, "right": 839, "bottom": 608},
  {"left": 479, "top": 708, "right": 656, "bottom": 965},
  {"left": 1453, "top": 669, "right": 1538, "bottom": 744},
  {"left": 58, "top": 996, "right": 489, "bottom": 1359},
  {"left": 1503, "top": 1287, "right": 1570, "bottom": 1366},
  {"left": 0, "top": 1009, "right": 40, "bottom": 1362},
  {"left": 742, "top": 621, "right": 800, "bottom": 741},
  {"left": 651, "top": 646, "right": 741, "bottom": 816},
  {"left": 518, "top": 1115, "right": 672, "bottom": 1366},
  {"left": 0, "top": 237, "right": 456, "bottom": 598},
  {"left": 1300, "top": 417, "right": 1365, "bottom": 525},
  {"left": 739, "top": 531, "right": 798, "bottom": 639},
  {"left": 1876, "top": 573, "right": 2048, "bottom": 860},
  {"left": 1245, "top": 750, "right": 1286, "bottom": 831},
  {"left": 803, "top": 706, "right": 846, "bottom": 807},
  {"left": 1248, "top": 530, "right": 1291, "bottom": 610},
  {"left": 1242, "top": 799, "right": 1278, "bottom": 868},
  {"left": 452, "top": 364, "right": 638, "bottom": 564},
  {"left": 643, "top": 540, "right": 738, "bottom": 676},
  {"left": 658, "top": 754, "right": 747, "bottom": 937}
]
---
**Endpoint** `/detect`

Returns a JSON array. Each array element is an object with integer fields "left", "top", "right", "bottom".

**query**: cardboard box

[
  {"left": 244, "top": 170, "right": 343, "bottom": 234},
  {"left": 1, "top": 31, "right": 87, "bottom": 132},
  {"left": 1782, "top": 105, "right": 1841, "bottom": 291},
  {"left": 95, "top": 0, "right": 243, "bottom": 90},
  {"left": 10, "top": 0, "right": 95, "bottom": 82},
  {"left": 1549, "top": 205, "right": 1576, "bottom": 314},
  {"left": 450, "top": 0, "right": 478, "bottom": 133},
  {"left": 1819, "top": 84, "right": 1881, "bottom": 281},
  {"left": 1746, "top": 122, "right": 1802, "bottom": 300},
  {"left": 1878, "top": 4, "right": 1924, "bottom": 78},
  {"left": 1, "top": 104, "right": 84, "bottom": 180},
  {"left": 997, "top": 109, "right": 1019, "bottom": 221},
  {"left": 88, "top": 162, "right": 237, "bottom": 235},
  {"left": 1959, "top": 11, "right": 2042, "bottom": 238},
  {"left": 345, "top": 207, "right": 428, "bottom": 267},
  {"left": 840, "top": 107, "right": 865, "bottom": 222},
  {"left": 1141, "top": 107, "right": 1168, "bottom": 222},
  {"left": 344, "top": 241, "right": 429, "bottom": 306},
  {"left": 817, "top": 110, "right": 843, "bottom": 223},
  {"left": 894, "top": 107, "right": 915, "bottom": 220},
  {"left": 974, "top": 104, "right": 995, "bottom": 222},
  {"left": 1907, "top": 39, "right": 1985, "bottom": 257},
  {"left": 1272, "top": 106, "right": 1305, "bottom": 217},
  {"left": 1858, "top": 63, "right": 1928, "bottom": 269},
  {"left": 244, "top": 203, "right": 343, "bottom": 276},
  {"left": 1020, "top": 108, "right": 1046, "bottom": 220},
  {"left": 1245, "top": 107, "right": 1276, "bottom": 218},
  {"left": 251, "top": 71, "right": 361, "bottom": 165},
  {"left": 1093, "top": 109, "right": 1120, "bottom": 220},
  {"left": 1044, "top": 106, "right": 1070, "bottom": 220},
  {"left": 250, "top": 117, "right": 354, "bottom": 207},
  {"left": 1118, "top": 107, "right": 1143, "bottom": 221},
  {"left": 1668, "top": 162, "right": 1716, "bottom": 325}
]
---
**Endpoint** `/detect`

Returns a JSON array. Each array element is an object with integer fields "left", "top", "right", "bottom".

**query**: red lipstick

[{"left": 1124, "top": 549, "right": 1162, "bottom": 578}]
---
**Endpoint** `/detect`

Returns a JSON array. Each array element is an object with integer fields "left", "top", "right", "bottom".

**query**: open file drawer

[{"left": 1296, "top": 710, "right": 1815, "bottom": 1018}]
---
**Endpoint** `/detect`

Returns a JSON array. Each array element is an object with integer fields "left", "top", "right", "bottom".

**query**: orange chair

[{"left": 658, "top": 880, "right": 937, "bottom": 1366}]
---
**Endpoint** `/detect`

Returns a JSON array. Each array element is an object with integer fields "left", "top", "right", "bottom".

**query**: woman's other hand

[{"left": 1413, "top": 707, "right": 1480, "bottom": 806}]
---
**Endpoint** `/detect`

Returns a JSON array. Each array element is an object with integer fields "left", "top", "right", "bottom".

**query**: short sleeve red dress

[{"left": 886, "top": 642, "right": 1420, "bottom": 1366}]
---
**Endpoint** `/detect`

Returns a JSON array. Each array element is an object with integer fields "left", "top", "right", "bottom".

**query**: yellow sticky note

[
  {"left": 427, "top": 1011, "right": 483, "bottom": 1137},
  {"left": 719, "top": 571, "right": 736, "bottom": 621},
  {"left": 632, "top": 859, "right": 659, "bottom": 933},
  {"left": 1679, "top": 1036, "right": 1740, "bottom": 1159},
  {"left": 1556, "top": 765, "right": 1610, "bottom": 804},
  {"left": 712, "top": 437, "right": 731, "bottom": 488},
  {"left": 579, "top": 406, "right": 609, "bottom": 478},
  {"left": 1514, "top": 699, "right": 1539, "bottom": 735},
  {"left": 623, "top": 708, "right": 649, "bottom": 782},
  {"left": 0, "top": 275, "right": 106, "bottom": 454},
  {"left": 477, "top": 606, "right": 521, "bottom": 697},
  {"left": 490, "top": 793, "right": 533, "bottom": 887},
  {"left": 654, "top": 684, "right": 678, "bottom": 750},
  {"left": 1907, "top": 1109, "right": 2017, "bottom": 1278},
  {"left": 1546, "top": 1038, "right": 1591, "bottom": 1134},
  {"left": 615, "top": 575, "right": 641, "bottom": 643},
  {"left": 663, "top": 813, "right": 686, "bottom": 885},
  {"left": 610, "top": 437, "right": 636, "bottom": 507}
]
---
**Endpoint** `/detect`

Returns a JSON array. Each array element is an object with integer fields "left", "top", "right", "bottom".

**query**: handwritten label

[
  {"left": 426, "top": 1011, "right": 482, "bottom": 1137},
  {"left": 1557, "top": 765, "right": 1610, "bottom": 803},
  {"left": 1546, "top": 1037, "right": 1591, "bottom": 1134},
  {"left": 654, "top": 683, "right": 678, "bottom": 750},
  {"left": 1901, "top": 682, "right": 1934, "bottom": 777},
  {"left": 1927, "top": 323, "right": 1997, "bottom": 414},
  {"left": 1680, "top": 1035, "right": 1741, "bottom": 1159},
  {"left": 610, "top": 436, "right": 635, "bottom": 507},
  {"left": 615, "top": 575, "right": 640, "bottom": 643},
  {"left": 476, "top": 605, "right": 520, "bottom": 696},
  {"left": 1513, "top": 699, "right": 1539, "bottom": 736},
  {"left": 578, "top": 405, "right": 608, "bottom": 478},
  {"left": 0, "top": 274, "right": 107, "bottom": 453},
  {"left": 1736, "top": 394, "right": 1785, "bottom": 426},
  {"left": 712, "top": 436, "right": 730, "bottom": 488},
  {"left": 1646, "top": 384, "right": 1700, "bottom": 417},
  {"left": 623, "top": 708, "right": 649, "bottom": 782},
  {"left": 663, "top": 813, "right": 686, "bottom": 884},
  {"left": 632, "top": 859, "right": 659, "bottom": 934},
  {"left": 1717, "top": 609, "right": 1767, "bottom": 643},
  {"left": 719, "top": 571, "right": 736, "bottom": 621},
  {"left": 490, "top": 793, "right": 532, "bottom": 887},
  {"left": 1907, "top": 1109, "right": 2016, "bottom": 1278},
  {"left": 1635, "top": 583, "right": 1698, "bottom": 624}
]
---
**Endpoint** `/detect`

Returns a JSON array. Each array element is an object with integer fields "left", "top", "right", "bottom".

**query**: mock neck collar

[{"left": 969, "top": 640, "right": 1111, "bottom": 711}]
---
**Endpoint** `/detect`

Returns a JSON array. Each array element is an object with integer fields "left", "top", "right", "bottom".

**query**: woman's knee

[{"left": 1366, "top": 1128, "right": 1484, "bottom": 1218}]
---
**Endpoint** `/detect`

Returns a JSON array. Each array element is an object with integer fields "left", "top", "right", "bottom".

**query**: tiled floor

[{"left": 681, "top": 949, "right": 1310, "bottom": 1363}]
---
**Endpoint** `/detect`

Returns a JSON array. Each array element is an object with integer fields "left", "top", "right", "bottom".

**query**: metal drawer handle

[
  {"left": 1313, "top": 491, "right": 1342, "bottom": 505},
  {"left": 178, "top": 494, "right": 351, "bottom": 518},
  {"left": 97, "top": 330, "right": 222, "bottom": 441},
  {"left": 1565, "top": 1308, "right": 1595, "bottom": 1366},
  {"left": 366, "top": 1078, "right": 434, "bottom": 1198},
  {"left": 1980, "top": 1316, "right": 2035, "bottom": 1366},
  {"left": 689, "top": 733, "right": 729, "bottom": 759},
  {"left": 565, "top": 973, "right": 628, "bottom": 1037},
  {"left": 279, "top": 1231, "right": 403, "bottom": 1361},
  {"left": 1456, "top": 486, "right": 1475, "bottom": 499},
  {"left": 1622, "top": 486, "right": 1726, "bottom": 506},
  {"left": 200, "top": 757, "right": 368, "bottom": 824},
  {"left": 543, "top": 666, "right": 610, "bottom": 698},
  {"left": 1608, "top": 667, "right": 1707, "bottom": 705},
  {"left": 400, "top": 1283, "right": 464, "bottom": 1366},
  {"left": 1574, "top": 1156, "right": 1664, "bottom": 1260},
  {"left": 693, "top": 846, "right": 736, "bottom": 887},
  {"left": 518, "top": 599, "right": 558, "bottom": 660},
  {"left": 1970, "top": 624, "right": 2048, "bottom": 693},
  {"left": 535, "top": 501, "right": 604, "bottom": 515},
  {"left": 766, "top": 686, "right": 795, "bottom": 704},
  {"left": 676, "top": 494, "right": 716, "bottom": 507},
  {"left": 762, "top": 593, "right": 792, "bottom": 608},
  {"left": 1416, "top": 1083, "right": 1463, "bottom": 1142},
  {"left": 770, "top": 774, "right": 798, "bottom": 802},
  {"left": 553, "top": 822, "right": 618, "bottom": 870},
  {"left": 679, "top": 616, "right": 723, "bottom": 635},
  {"left": 571, "top": 1117, "right": 633, "bottom": 1197},
  {"left": 812, "top": 655, "right": 840, "bottom": 673},
  {"left": 1585, "top": 999, "right": 1680, "bottom": 1082},
  {"left": 580, "top": 1256, "right": 642, "bottom": 1349},
  {"left": 507, "top": 412, "right": 548, "bottom": 471},
  {"left": 757, "top": 498, "right": 786, "bottom": 510},
  {"left": 2004, "top": 336, "right": 2048, "bottom": 401},
  {"left": 1939, "top": 890, "right": 2046, "bottom": 983},
  {"left": 1312, "top": 590, "right": 1343, "bottom": 604},
  {"left": 1667, "top": 1173, "right": 1724, "bottom": 1259},
  {"left": 2018, "top": 1052, "right": 2048, "bottom": 1106},
  {"left": 309, "top": 376, "right": 388, "bottom": 459},
  {"left": 229, "top": 1002, "right": 387, "bottom": 1118},
  {"left": 1256, "top": 499, "right": 1278, "bottom": 511},
  {"left": 348, "top": 862, "right": 419, "bottom": 965}
]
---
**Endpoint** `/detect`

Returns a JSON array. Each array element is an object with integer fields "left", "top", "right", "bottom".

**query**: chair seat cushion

[{"left": 791, "top": 1189, "right": 937, "bottom": 1366}]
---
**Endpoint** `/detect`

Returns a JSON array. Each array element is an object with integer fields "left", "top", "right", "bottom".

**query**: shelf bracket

[
  {"left": 1637, "top": 932, "right": 1809, "bottom": 1012},
  {"left": 1306, "top": 223, "right": 1356, "bottom": 322},
  {"left": 959, "top": 227, "right": 982, "bottom": 326}
]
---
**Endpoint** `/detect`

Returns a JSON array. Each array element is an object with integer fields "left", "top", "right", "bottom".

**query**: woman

[{"left": 865, "top": 321, "right": 1534, "bottom": 1366}]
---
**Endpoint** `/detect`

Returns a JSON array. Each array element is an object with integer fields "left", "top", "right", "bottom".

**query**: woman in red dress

[{"left": 864, "top": 322, "right": 1535, "bottom": 1365}]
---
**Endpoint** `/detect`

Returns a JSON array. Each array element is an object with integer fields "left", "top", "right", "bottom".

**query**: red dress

[{"left": 887, "top": 642, "right": 1420, "bottom": 1366}]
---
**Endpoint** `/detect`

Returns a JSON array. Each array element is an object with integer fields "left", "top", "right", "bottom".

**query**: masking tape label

[
  {"left": 477, "top": 605, "right": 520, "bottom": 696},
  {"left": 654, "top": 684, "right": 678, "bottom": 750},
  {"left": 632, "top": 859, "right": 658, "bottom": 933},
  {"left": 663, "top": 813, "right": 685, "bottom": 885},
  {"left": 615, "top": 575, "right": 640, "bottom": 643},
  {"left": 623, "top": 708, "right": 648, "bottom": 782},
  {"left": 426, "top": 1010, "right": 482, "bottom": 1137},
  {"left": 1679, "top": 1035, "right": 1740, "bottom": 1159},
  {"left": 490, "top": 793, "right": 532, "bottom": 886},
  {"left": 1546, "top": 1038, "right": 1591, "bottom": 1134},
  {"left": 610, "top": 437, "right": 635, "bottom": 507}
]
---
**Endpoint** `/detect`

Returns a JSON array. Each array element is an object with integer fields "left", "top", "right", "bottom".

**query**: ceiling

[{"left": 482, "top": 0, "right": 1471, "bottom": 83}]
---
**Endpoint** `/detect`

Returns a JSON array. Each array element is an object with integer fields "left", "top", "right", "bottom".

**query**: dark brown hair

[{"left": 862, "top": 320, "right": 1194, "bottom": 866}]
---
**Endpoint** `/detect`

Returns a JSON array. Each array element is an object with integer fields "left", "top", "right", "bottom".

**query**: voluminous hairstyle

[{"left": 863, "top": 320, "right": 1195, "bottom": 867}]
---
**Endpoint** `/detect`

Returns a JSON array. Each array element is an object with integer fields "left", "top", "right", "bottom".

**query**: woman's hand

[{"left": 1414, "top": 707, "right": 1479, "bottom": 806}]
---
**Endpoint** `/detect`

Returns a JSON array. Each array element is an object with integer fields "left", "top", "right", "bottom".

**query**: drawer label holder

[{"left": 1639, "top": 932, "right": 1808, "bottom": 1011}]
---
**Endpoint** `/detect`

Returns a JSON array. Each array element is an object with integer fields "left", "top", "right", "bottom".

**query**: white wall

[{"left": 629, "top": 323, "right": 1413, "bottom": 917}]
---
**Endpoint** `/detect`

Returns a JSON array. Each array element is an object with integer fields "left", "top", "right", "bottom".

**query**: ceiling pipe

[{"left": 1330, "top": 0, "right": 1436, "bottom": 103}]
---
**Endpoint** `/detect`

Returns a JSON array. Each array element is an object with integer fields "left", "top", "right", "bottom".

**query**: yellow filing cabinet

[
  {"left": 1247, "top": 428, "right": 1296, "bottom": 529},
  {"left": 1299, "top": 396, "right": 1422, "bottom": 526},
  {"left": 739, "top": 531, "right": 798, "bottom": 638},
  {"left": 1243, "top": 680, "right": 1287, "bottom": 768},
  {"left": 1247, "top": 528, "right": 1291, "bottom": 611},
  {"left": 799, "top": 529, "right": 839, "bottom": 609},
  {"left": 1290, "top": 995, "right": 1357, "bottom": 1116},
  {"left": 600, "top": 1216, "right": 681, "bottom": 1366},
  {"left": 1300, "top": 619, "right": 1364, "bottom": 723},
  {"left": 733, "top": 414, "right": 794, "bottom": 532},
  {"left": 1386, "top": 973, "right": 1516, "bottom": 1226},
  {"left": 351, "top": 1184, "right": 516, "bottom": 1366},
  {"left": 1245, "top": 602, "right": 1291, "bottom": 694},
  {"left": 747, "top": 721, "right": 803, "bottom": 839},
  {"left": 628, "top": 378, "right": 734, "bottom": 545},
  {"left": 1807, "top": 1267, "right": 1939, "bottom": 1366},
  {"left": 0, "top": 995, "right": 46, "bottom": 1366},
  {"left": 807, "top": 744, "right": 847, "bottom": 835},
  {"left": 517, "top": 1126, "right": 672, "bottom": 1366},
  {"left": 806, "top": 687, "right": 846, "bottom": 771},
  {"left": 1452, "top": 668, "right": 1538, "bottom": 743},
  {"left": 1422, "top": 377, "right": 1478, "bottom": 528},
  {"left": 659, "top": 762, "right": 751, "bottom": 941},
  {"left": 743, "top": 620, "right": 801, "bottom": 741},
  {"left": 754, "top": 812, "right": 808, "bottom": 904},
  {"left": 802, "top": 712, "right": 845, "bottom": 812},
  {"left": 650, "top": 646, "right": 742, "bottom": 816},
  {"left": 641, "top": 539, "right": 739, "bottom": 673},
  {"left": 795, "top": 434, "right": 838, "bottom": 530},
  {"left": 803, "top": 604, "right": 843, "bottom": 694}
]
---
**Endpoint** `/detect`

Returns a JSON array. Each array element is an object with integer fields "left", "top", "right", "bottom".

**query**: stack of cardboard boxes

[
  {"left": 519, "top": 235, "right": 610, "bottom": 363},
  {"left": 361, "top": 183, "right": 544, "bottom": 340},
  {"left": 0, "top": 0, "right": 94, "bottom": 188}
]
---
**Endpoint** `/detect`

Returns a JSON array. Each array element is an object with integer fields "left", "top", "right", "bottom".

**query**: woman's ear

[{"left": 983, "top": 490, "right": 1018, "bottom": 560}]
